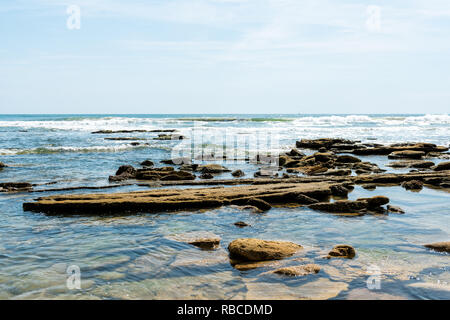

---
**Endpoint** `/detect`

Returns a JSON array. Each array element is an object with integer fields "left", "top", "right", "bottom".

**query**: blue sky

[{"left": 1, "top": 0, "right": 450, "bottom": 114}]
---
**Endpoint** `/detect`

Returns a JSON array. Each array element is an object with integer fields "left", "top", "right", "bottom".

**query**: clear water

[{"left": 0, "top": 114, "right": 449, "bottom": 299}]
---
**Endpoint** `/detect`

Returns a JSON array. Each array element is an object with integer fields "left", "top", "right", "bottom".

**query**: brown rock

[
  {"left": 401, "top": 180, "right": 423, "bottom": 190},
  {"left": 188, "top": 238, "right": 220, "bottom": 250},
  {"left": 228, "top": 238, "right": 302, "bottom": 261},
  {"left": 246, "top": 198, "right": 272, "bottom": 211},
  {"left": 424, "top": 242, "right": 450, "bottom": 253},
  {"left": 327, "top": 245, "right": 356, "bottom": 259},
  {"left": 273, "top": 264, "right": 321, "bottom": 276},
  {"left": 356, "top": 196, "right": 389, "bottom": 207},
  {"left": 0, "top": 182, "right": 33, "bottom": 192},
  {"left": 234, "top": 221, "right": 250, "bottom": 228},
  {"left": 140, "top": 160, "right": 154, "bottom": 167},
  {"left": 433, "top": 161, "right": 450, "bottom": 171},
  {"left": 336, "top": 155, "right": 361, "bottom": 163},
  {"left": 387, "top": 160, "right": 434, "bottom": 169},
  {"left": 231, "top": 170, "right": 245, "bottom": 177},
  {"left": 115, "top": 165, "right": 136, "bottom": 176},
  {"left": 198, "top": 164, "right": 231, "bottom": 174},
  {"left": 199, "top": 173, "right": 214, "bottom": 179},
  {"left": 309, "top": 200, "right": 368, "bottom": 213},
  {"left": 387, "top": 205, "right": 405, "bottom": 214},
  {"left": 388, "top": 150, "right": 425, "bottom": 160}
]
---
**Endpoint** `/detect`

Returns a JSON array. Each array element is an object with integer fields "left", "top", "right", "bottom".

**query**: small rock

[
  {"left": 140, "top": 160, "right": 154, "bottom": 167},
  {"left": 387, "top": 205, "right": 405, "bottom": 214},
  {"left": 327, "top": 245, "right": 356, "bottom": 259},
  {"left": 234, "top": 221, "right": 250, "bottom": 228},
  {"left": 188, "top": 238, "right": 221, "bottom": 250},
  {"left": 424, "top": 242, "right": 450, "bottom": 253},
  {"left": 361, "top": 184, "right": 376, "bottom": 190},
  {"left": 228, "top": 238, "right": 302, "bottom": 261},
  {"left": 273, "top": 264, "right": 321, "bottom": 277},
  {"left": 231, "top": 170, "right": 245, "bottom": 177},
  {"left": 246, "top": 198, "right": 272, "bottom": 212},
  {"left": 199, "top": 173, "right": 214, "bottom": 179},
  {"left": 401, "top": 180, "right": 423, "bottom": 190}
]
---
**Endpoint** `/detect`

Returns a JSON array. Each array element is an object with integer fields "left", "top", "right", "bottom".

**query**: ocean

[{"left": 0, "top": 114, "right": 449, "bottom": 299}]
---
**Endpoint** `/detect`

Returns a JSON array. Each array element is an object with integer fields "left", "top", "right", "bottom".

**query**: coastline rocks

[
  {"left": 188, "top": 238, "right": 221, "bottom": 250},
  {"left": 92, "top": 129, "right": 147, "bottom": 134},
  {"left": 433, "top": 161, "right": 450, "bottom": 171},
  {"left": 228, "top": 238, "right": 302, "bottom": 262},
  {"left": 309, "top": 196, "right": 389, "bottom": 214},
  {"left": 336, "top": 155, "right": 361, "bottom": 163},
  {"left": 286, "top": 149, "right": 305, "bottom": 158},
  {"left": 134, "top": 167, "right": 195, "bottom": 181},
  {"left": 387, "top": 160, "right": 434, "bottom": 169},
  {"left": 401, "top": 180, "right": 423, "bottom": 190},
  {"left": 140, "top": 160, "right": 154, "bottom": 167},
  {"left": 0, "top": 182, "right": 33, "bottom": 192},
  {"left": 296, "top": 138, "right": 358, "bottom": 150},
  {"left": 424, "top": 242, "right": 450, "bottom": 253},
  {"left": 246, "top": 198, "right": 272, "bottom": 212},
  {"left": 388, "top": 150, "right": 425, "bottom": 160},
  {"left": 273, "top": 264, "right": 321, "bottom": 277},
  {"left": 109, "top": 165, "right": 137, "bottom": 181},
  {"left": 327, "top": 245, "right": 356, "bottom": 259},
  {"left": 231, "top": 170, "right": 245, "bottom": 178},
  {"left": 357, "top": 196, "right": 389, "bottom": 207}
]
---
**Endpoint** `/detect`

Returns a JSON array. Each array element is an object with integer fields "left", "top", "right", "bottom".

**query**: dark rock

[
  {"left": 296, "top": 194, "right": 319, "bottom": 204},
  {"left": 115, "top": 165, "right": 136, "bottom": 176},
  {"left": 330, "top": 185, "right": 349, "bottom": 197},
  {"left": 314, "top": 152, "right": 334, "bottom": 162},
  {"left": 424, "top": 242, "right": 450, "bottom": 253},
  {"left": 327, "top": 245, "right": 356, "bottom": 259},
  {"left": 387, "top": 160, "right": 434, "bottom": 169},
  {"left": 199, "top": 173, "right": 214, "bottom": 179},
  {"left": 361, "top": 184, "right": 376, "bottom": 190},
  {"left": 161, "top": 157, "right": 191, "bottom": 165},
  {"left": 234, "top": 221, "right": 250, "bottom": 228},
  {"left": 0, "top": 182, "right": 33, "bottom": 192},
  {"left": 433, "top": 161, "right": 450, "bottom": 171},
  {"left": 287, "top": 149, "right": 305, "bottom": 157},
  {"left": 140, "top": 160, "right": 154, "bottom": 167},
  {"left": 321, "top": 169, "right": 351, "bottom": 176},
  {"left": 228, "top": 238, "right": 302, "bottom": 261},
  {"left": 401, "top": 180, "right": 423, "bottom": 190},
  {"left": 388, "top": 150, "right": 425, "bottom": 160},
  {"left": 154, "top": 134, "right": 186, "bottom": 140},
  {"left": 231, "top": 170, "right": 245, "bottom": 177},
  {"left": 198, "top": 164, "right": 230, "bottom": 174},
  {"left": 357, "top": 196, "right": 389, "bottom": 207},
  {"left": 336, "top": 155, "right": 361, "bottom": 163},
  {"left": 246, "top": 198, "right": 272, "bottom": 211},
  {"left": 0, "top": 162, "right": 7, "bottom": 168},
  {"left": 387, "top": 205, "right": 405, "bottom": 214},
  {"left": 188, "top": 238, "right": 220, "bottom": 250},
  {"left": 309, "top": 200, "right": 368, "bottom": 213}
]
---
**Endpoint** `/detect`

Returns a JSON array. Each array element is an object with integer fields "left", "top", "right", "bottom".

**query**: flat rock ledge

[
  {"left": 228, "top": 238, "right": 302, "bottom": 262},
  {"left": 424, "top": 242, "right": 450, "bottom": 253},
  {"left": 23, "top": 181, "right": 334, "bottom": 215}
]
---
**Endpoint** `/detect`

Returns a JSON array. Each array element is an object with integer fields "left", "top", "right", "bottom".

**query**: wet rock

[
  {"left": 330, "top": 185, "right": 349, "bottom": 197},
  {"left": 284, "top": 160, "right": 302, "bottom": 168},
  {"left": 246, "top": 198, "right": 272, "bottom": 211},
  {"left": 387, "top": 160, "right": 434, "bottom": 169},
  {"left": 92, "top": 129, "right": 147, "bottom": 134},
  {"left": 321, "top": 169, "right": 352, "bottom": 176},
  {"left": 296, "top": 194, "right": 319, "bottom": 204},
  {"left": 0, "top": 162, "right": 7, "bottom": 168},
  {"left": 278, "top": 155, "right": 290, "bottom": 167},
  {"left": 198, "top": 164, "right": 231, "bottom": 174},
  {"left": 388, "top": 150, "right": 425, "bottom": 160},
  {"left": 188, "top": 238, "right": 221, "bottom": 250},
  {"left": 154, "top": 134, "right": 186, "bottom": 140},
  {"left": 309, "top": 200, "right": 368, "bottom": 213},
  {"left": 424, "top": 242, "right": 450, "bottom": 253},
  {"left": 159, "top": 171, "right": 196, "bottom": 181},
  {"left": 160, "top": 157, "right": 191, "bottom": 165},
  {"left": 228, "top": 238, "right": 302, "bottom": 261},
  {"left": 286, "top": 149, "right": 305, "bottom": 157},
  {"left": 254, "top": 168, "right": 278, "bottom": 178},
  {"left": 361, "top": 184, "right": 376, "bottom": 190},
  {"left": 440, "top": 181, "right": 450, "bottom": 188},
  {"left": 273, "top": 264, "right": 321, "bottom": 277},
  {"left": 116, "top": 165, "right": 136, "bottom": 176},
  {"left": 234, "top": 221, "right": 250, "bottom": 228},
  {"left": 387, "top": 205, "right": 405, "bottom": 214},
  {"left": 318, "top": 147, "right": 327, "bottom": 153},
  {"left": 314, "top": 152, "right": 334, "bottom": 163},
  {"left": 140, "top": 160, "right": 154, "bottom": 167},
  {"left": 401, "top": 180, "right": 423, "bottom": 190},
  {"left": 199, "top": 173, "right": 214, "bottom": 179},
  {"left": 433, "top": 161, "right": 450, "bottom": 171},
  {"left": 336, "top": 155, "right": 361, "bottom": 163},
  {"left": 357, "top": 196, "right": 389, "bottom": 207},
  {"left": 0, "top": 182, "right": 33, "bottom": 192},
  {"left": 423, "top": 177, "right": 443, "bottom": 186},
  {"left": 327, "top": 245, "right": 356, "bottom": 259},
  {"left": 231, "top": 170, "right": 245, "bottom": 178},
  {"left": 296, "top": 138, "right": 357, "bottom": 150},
  {"left": 179, "top": 164, "right": 198, "bottom": 171}
]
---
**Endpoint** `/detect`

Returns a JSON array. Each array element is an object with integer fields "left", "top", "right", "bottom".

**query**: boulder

[
  {"left": 228, "top": 238, "right": 302, "bottom": 261},
  {"left": 327, "top": 245, "right": 356, "bottom": 259},
  {"left": 336, "top": 155, "right": 361, "bottom": 163},
  {"left": 154, "top": 134, "right": 186, "bottom": 140},
  {"left": 231, "top": 170, "right": 245, "bottom": 178},
  {"left": 287, "top": 148, "right": 305, "bottom": 157},
  {"left": 188, "top": 238, "right": 221, "bottom": 250},
  {"left": 273, "top": 264, "right": 321, "bottom": 277},
  {"left": 357, "top": 196, "right": 389, "bottom": 207},
  {"left": 433, "top": 161, "right": 450, "bottom": 171},
  {"left": 388, "top": 150, "right": 425, "bottom": 160},
  {"left": 246, "top": 198, "right": 272, "bottom": 211},
  {"left": 401, "top": 180, "right": 423, "bottom": 190},
  {"left": 140, "top": 160, "right": 154, "bottom": 167},
  {"left": 330, "top": 185, "right": 349, "bottom": 197},
  {"left": 115, "top": 165, "right": 136, "bottom": 176},
  {"left": 424, "top": 242, "right": 450, "bottom": 253}
]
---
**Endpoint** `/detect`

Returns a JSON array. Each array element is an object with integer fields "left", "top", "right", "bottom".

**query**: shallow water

[{"left": 0, "top": 114, "right": 449, "bottom": 300}]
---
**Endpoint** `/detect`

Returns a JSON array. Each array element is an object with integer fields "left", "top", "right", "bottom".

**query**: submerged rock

[
  {"left": 0, "top": 182, "right": 32, "bottom": 192},
  {"left": 327, "top": 245, "right": 356, "bottom": 259},
  {"left": 231, "top": 170, "right": 245, "bottom": 178},
  {"left": 424, "top": 242, "right": 450, "bottom": 253},
  {"left": 188, "top": 238, "right": 221, "bottom": 250},
  {"left": 401, "top": 180, "right": 423, "bottom": 190},
  {"left": 228, "top": 238, "right": 302, "bottom": 262},
  {"left": 273, "top": 264, "right": 321, "bottom": 277}
]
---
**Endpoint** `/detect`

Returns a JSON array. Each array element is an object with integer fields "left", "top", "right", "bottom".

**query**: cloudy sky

[{"left": 1, "top": 0, "right": 450, "bottom": 114}]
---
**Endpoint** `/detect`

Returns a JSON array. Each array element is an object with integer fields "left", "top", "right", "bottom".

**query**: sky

[{"left": 1, "top": 0, "right": 450, "bottom": 114}]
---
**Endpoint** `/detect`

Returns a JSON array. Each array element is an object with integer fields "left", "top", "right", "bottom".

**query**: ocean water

[{"left": 0, "top": 114, "right": 449, "bottom": 300}]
